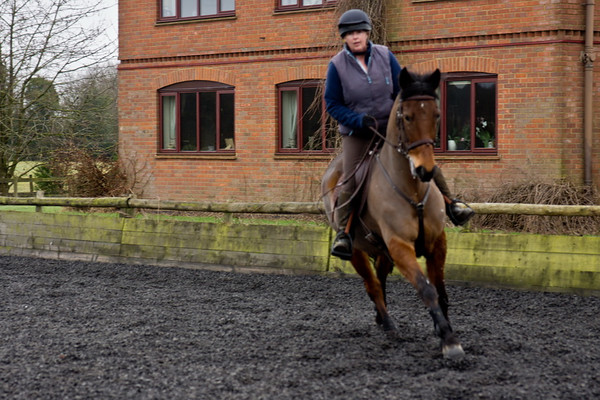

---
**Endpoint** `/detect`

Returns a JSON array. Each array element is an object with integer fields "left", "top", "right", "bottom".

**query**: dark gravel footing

[{"left": 1, "top": 255, "right": 599, "bottom": 399}]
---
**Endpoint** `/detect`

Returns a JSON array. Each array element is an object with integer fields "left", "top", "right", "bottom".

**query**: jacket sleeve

[
  {"left": 324, "top": 62, "right": 364, "bottom": 134},
  {"left": 389, "top": 50, "right": 401, "bottom": 99}
]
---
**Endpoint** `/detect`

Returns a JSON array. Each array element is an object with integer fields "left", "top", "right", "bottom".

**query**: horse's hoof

[
  {"left": 382, "top": 316, "right": 397, "bottom": 332},
  {"left": 442, "top": 343, "right": 465, "bottom": 359}
]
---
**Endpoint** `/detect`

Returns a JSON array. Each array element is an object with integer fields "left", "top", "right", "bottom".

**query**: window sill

[
  {"left": 274, "top": 152, "right": 336, "bottom": 161},
  {"left": 156, "top": 15, "right": 236, "bottom": 26},
  {"left": 435, "top": 154, "right": 501, "bottom": 161},
  {"left": 156, "top": 153, "right": 237, "bottom": 160},
  {"left": 273, "top": 5, "right": 336, "bottom": 15}
]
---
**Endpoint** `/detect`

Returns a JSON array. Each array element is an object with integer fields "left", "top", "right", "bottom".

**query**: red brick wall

[
  {"left": 118, "top": 0, "right": 600, "bottom": 202},
  {"left": 118, "top": 60, "right": 334, "bottom": 202},
  {"left": 388, "top": 0, "right": 600, "bottom": 197}
]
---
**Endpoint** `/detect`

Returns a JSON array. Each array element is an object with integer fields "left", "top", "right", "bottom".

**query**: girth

[{"left": 374, "top": 153, "right": 431, "bottom": 258}]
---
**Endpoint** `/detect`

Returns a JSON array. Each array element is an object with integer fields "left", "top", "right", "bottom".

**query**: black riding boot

[
  {"left": 331, "top": 191, "right": 354, "bottom": 260},
  {"left": 433, "top": 168, "right": 475, "bottom": 226}
]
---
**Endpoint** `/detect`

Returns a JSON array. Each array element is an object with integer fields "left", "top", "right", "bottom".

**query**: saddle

[
  {"left": 332, "top": 138, "right": 429, "bottom": 258},
  {"left": 333, "top": 140, "right": 388, "bottom": 252}
]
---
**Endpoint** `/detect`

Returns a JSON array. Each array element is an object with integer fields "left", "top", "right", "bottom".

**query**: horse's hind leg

[
  {"left": 351, "top": 250, "right": 397, "bottom": 332},
  {"left": 374, "top": 255, "right": 394, "bottom": 325},
  {"left": 388, "top": 236, "right": 463, "bottom": 358}
]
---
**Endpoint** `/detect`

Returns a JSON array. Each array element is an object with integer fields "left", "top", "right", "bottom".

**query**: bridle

[
  {"left": 369, "top": 94, "right": 438, "bottom": 158},
  {"left": 396, "top": 95, "right": 438, "bottom": 155},
  {"left": 330, "top": 93, "right": 439, "bottom": 200},
  {"left": 370, "top": 94, "right": 438, "bottom": 256}
]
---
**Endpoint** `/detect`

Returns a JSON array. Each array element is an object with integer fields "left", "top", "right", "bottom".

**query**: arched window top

[
  {"left": 277, "top": 79, "right": 323, "bottom": 88},
  {"left": 159, "top": 80, "right": 234, "bottom": 92}
]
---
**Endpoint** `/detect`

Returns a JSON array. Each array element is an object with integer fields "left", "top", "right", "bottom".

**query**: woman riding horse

[
  {"left": 321, "top": 66, "right": 465, "bottom": 358},
  {"left": 325, "top": 9, "right": 474, "bottom": 260}
]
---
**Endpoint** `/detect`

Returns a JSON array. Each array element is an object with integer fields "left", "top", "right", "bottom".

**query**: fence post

[
  {"left": 119, "top": 207, "right": 135, "bottom": 218},
  {"left": 35, "top": 190, "right": 45, "bottom": 212},
  {"left": 12, "top": 176, "right": 18, "bottom": 198}
]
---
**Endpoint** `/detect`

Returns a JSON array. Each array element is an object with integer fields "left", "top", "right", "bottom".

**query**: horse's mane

[{"left": 399, "top": 69, "right": 440, "bottom": 101}]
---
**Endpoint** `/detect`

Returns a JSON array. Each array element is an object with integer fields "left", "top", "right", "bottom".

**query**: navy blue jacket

[{"left": 325, "top": 42, "right": 401, "bottom": 135}]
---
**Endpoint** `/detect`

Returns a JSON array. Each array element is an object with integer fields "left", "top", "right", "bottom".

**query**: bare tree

[
  {"left": 60, "top": 65, "right": 118, "bottom": 159},
  {"left": 0, "top": 0, "right": 116, "bottom": 195}
]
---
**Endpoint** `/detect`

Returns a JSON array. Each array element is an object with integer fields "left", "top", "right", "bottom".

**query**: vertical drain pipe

[{"left": 583, "top": 0, "right": 595, "bottom": 186}]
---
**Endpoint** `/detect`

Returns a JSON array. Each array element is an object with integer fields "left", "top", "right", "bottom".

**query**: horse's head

[{"left": 390, "top": 68, "right": 441, "bottom": 182}]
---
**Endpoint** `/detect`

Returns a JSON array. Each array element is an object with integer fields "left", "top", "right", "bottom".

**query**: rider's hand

[{"left": 362, "top": 115, "right": 377, "bottom": 131}]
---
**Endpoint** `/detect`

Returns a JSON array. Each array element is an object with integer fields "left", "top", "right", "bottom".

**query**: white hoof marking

[{"left": 443, "top": 344, "right": 465, "bottom": 359}]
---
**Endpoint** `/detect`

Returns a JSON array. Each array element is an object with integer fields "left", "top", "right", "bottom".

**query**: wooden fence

[
  {"left": 1, "top": 196, "right": 598, "bottom": 294},
  {"left": 1, "top": 196, "right": 600, "bottom": 216},
  {"left": 0, "top": 176, "right": 62, "bottom": 197}
]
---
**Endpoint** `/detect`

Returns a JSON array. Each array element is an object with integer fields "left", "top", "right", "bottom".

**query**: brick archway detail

[
  {"left": 155, "top": 68, "right": 236, "bottom": 89},
  {"left": 408, "top": 57, "right": 499, "bottom": 75},
  {"left": 273, "top": 65, "right": 329, "bottom": 84}
]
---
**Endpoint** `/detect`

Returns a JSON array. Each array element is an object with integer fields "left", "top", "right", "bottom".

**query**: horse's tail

[{"left": 320, "top": 155, "right": 344, "bottom": 226}]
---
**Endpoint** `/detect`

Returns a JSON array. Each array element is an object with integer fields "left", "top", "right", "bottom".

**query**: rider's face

[{"left": 344, "top": 30, "right": 369, "bottom": 53}]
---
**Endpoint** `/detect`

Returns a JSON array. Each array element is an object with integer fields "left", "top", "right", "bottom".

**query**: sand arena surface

[{"left": 1, "top": 255, "right": 599, "bottom": 399}]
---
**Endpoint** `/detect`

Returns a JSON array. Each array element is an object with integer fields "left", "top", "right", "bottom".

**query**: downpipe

[{"left": 582, "top": 0, "right": 595, "bottom": 186}]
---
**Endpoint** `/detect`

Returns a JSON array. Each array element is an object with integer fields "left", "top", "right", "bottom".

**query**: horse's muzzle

[{"left": 415, "top": 166, "right": 435, "bottom": 182}]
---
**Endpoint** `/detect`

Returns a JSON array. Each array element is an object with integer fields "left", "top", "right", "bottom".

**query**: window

[
  {"left": 437, "top": 73, "right": 498, "bottom": 154},
  {"left": 276, "top": 0, "right": 336, "bottom": 11},
  {"left": 278, "top": 80, "right": 337, "bottom": 153},
  {"left": 159, "top": 81, "right": 235, "bottom": 153},
  {"left": 159, "top": 0, "right": 234, "bottom": 21}
]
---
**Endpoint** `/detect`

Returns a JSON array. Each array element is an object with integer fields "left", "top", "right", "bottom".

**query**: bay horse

[{"left": 321, "top": 68, "right": 464, "bottom": 359}]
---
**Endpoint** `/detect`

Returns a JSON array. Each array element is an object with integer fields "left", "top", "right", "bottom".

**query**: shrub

[
  {"left": 471, "top": 180, "right": 600, "bottom": 235},
  {"left": 33, "top": 165, "right": 65, "bottom": 195},
  {"left": 48, "top": 145, "right": 129, "bottom": 197}
]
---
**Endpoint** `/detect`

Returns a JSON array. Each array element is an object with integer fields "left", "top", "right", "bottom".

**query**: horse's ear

[
  {"left": 429, "top": 69, "right": 441, "bottom": 90},
  {"left": 399, "top": 67, "right": 414, "bottom": 90}
]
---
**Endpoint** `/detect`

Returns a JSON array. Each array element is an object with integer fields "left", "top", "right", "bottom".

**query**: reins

[
  {"left": 368, "top": 95, "right": 438, "bottom": 257},
  {"left": 324, "top": 133, "right": 378, "bottom": 209},
  {"left": 329, "top": 94, "right": 438, "bottom": 200},
  {"left": 374, "top": 153, "right": 432, "bottom": 211},
  {"left": 325, "top": 95, "right": 438, "bottom": 256}
]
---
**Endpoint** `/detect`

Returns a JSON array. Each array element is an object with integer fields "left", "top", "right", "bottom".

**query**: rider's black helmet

[{"left": 338, "top": 9, "right": 372, "bottom": 38}]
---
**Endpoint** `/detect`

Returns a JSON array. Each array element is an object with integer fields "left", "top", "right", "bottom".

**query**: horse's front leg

[
  {"left": 425, "top": 231, "right": 450, "bottom": 322},
  {"left": 388, "top": 236, "right": 464, "bottom": 359},
  {"left": 350, "top": 250, "right": 397, "bottom": 332}
]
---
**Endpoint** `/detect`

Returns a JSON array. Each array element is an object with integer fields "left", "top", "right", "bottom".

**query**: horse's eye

[{"left": 404, "top": 114, "right": 413, "bottom": 123}]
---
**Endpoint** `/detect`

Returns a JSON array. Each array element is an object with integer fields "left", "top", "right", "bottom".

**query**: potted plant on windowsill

[
  {"left": 476, "top": 129, "right": 494, "bottom": 148},
  {"left": 449, "top": 125, "right": 470, "bottom": 150},
  {"left": 476, "top": 119, "right": 494, "bottom": 148}
]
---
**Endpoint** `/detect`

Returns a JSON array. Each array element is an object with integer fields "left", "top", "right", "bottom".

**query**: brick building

[{"left": 117, "top": 0, "right": 599, "bottom": 202}]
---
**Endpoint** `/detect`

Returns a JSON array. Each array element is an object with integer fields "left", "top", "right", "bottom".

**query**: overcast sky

[{"left": 98, "top": 0, "right": 119, "bottom": 63}]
